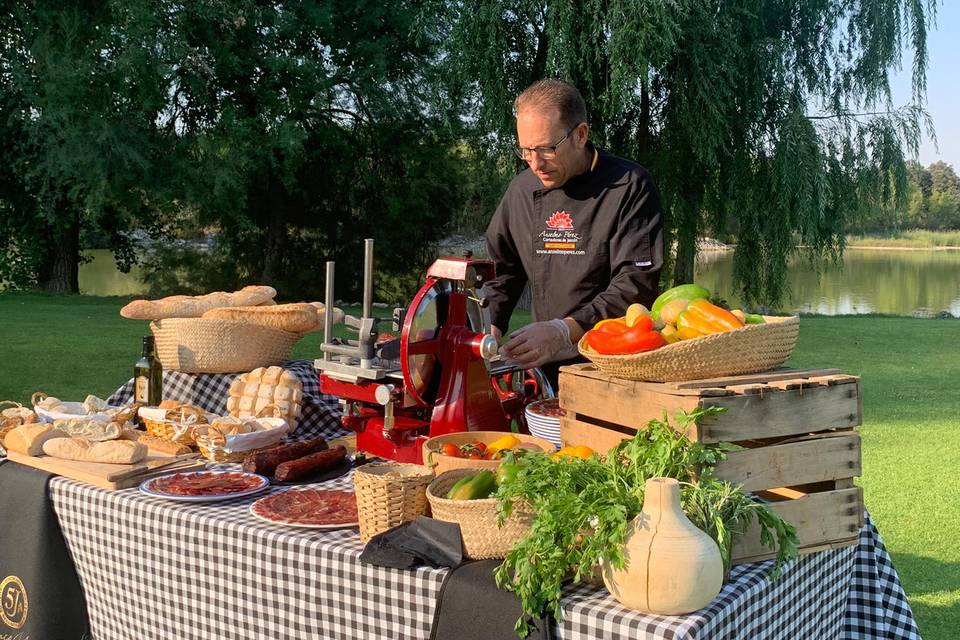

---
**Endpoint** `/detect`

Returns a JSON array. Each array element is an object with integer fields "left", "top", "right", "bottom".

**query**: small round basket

[
  {"left": 426, "top": 469, "right": 535, "bottom": 560},
  {"left": 422, "top": 431, "right": 555, "bottom": 476},
  {"left": 143, "top": 416, "right": 200, "bottom": 446},
  {"left": 353, "top": 463, "right": 435, "bottom": 543},
  {"left": 193, "top": 416, "right": 288, "bottom": 463},
  {"left": 150, "top": 318, "right": 302, "bottom": 374},
  {"left": 578, "top": 315, "right": 799, "bottom": 382}
]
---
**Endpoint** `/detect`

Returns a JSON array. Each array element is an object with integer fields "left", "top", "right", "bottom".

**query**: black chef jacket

[{"left": 484, "top": 147, "right": 664, "bottom": 334}]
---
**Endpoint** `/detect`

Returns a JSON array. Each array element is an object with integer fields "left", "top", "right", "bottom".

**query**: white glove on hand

[{"left": 502, "top": 318, "right": 578, "bottom": 368}]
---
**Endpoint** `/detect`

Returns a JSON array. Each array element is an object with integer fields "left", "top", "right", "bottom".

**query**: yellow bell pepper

[
  {"left": 553, "top": 445, "right": 595, "bottom": 461},
  {"left": 486, "top": 434, "right": 521, "bottom": 457}
]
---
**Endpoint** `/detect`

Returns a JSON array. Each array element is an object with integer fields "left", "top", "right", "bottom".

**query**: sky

[{"left": 889, "top": 1, "right": 960, "bottom": 168}]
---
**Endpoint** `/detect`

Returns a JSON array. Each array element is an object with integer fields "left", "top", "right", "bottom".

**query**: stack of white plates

[{"left": 524, "top": 399, "right": 565, "bottom": 451}]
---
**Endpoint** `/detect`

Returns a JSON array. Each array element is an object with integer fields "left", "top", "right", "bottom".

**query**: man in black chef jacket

[{"left": 485, "top": 79, "right": 664, "bottom": 389}]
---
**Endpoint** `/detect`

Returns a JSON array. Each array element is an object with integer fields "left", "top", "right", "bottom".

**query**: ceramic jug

[{"left": 601, "top": 477, "right": 723, "bottom": 615}]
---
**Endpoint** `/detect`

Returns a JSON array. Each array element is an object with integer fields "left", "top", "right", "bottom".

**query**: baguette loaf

[
  {"left": 4, "top": 424, "right": 66, "bottom": 456},
  {"left": 120, "top": 285, "right": 277, "bottom": 320},
  {"left": 306, "top": 302, "right": 345, "bottom": 332},
  {"left": 122, "top": 429, "right": 192, "bottom": 456},
  {"left": 201, "top": 303, "right": 319, "bottom": 333},
  {"left": 43, "top": 437, "right": 148, "bottom": 465}
]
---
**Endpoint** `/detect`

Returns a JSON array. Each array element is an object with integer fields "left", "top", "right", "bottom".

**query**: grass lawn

[
  {"left": 847, "top": 229, "right": 960, "bottom": 248},
  {"left": 1, "top": 292, "right": 958, "bottom": 638}
]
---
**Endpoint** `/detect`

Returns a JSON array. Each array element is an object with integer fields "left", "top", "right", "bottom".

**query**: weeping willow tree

[{"left": 443, "top": 1, "right": 935, "bottom": 307}]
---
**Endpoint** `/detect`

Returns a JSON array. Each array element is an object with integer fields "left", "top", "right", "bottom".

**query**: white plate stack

[{"left": 524, "top": 399, "right": 565, "bottom": 451}]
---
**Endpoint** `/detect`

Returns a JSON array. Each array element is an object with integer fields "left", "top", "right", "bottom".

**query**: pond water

[
  {"left": 695, "top": 248, "right": 960, "bottom": 316},
  {"left": 79, "top": 247, "right": 960, "bottom": 316},
  {"left": 79, "top": 250, "right": 147, "bottom": 297}
]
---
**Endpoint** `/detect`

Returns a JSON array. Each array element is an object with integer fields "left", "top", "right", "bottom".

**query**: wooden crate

[{"left": 558, "top": 364, "right": 865, "bottom": 564}]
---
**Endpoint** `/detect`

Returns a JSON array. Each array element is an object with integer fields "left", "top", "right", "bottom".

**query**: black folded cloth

[
  {"left": 359, "top": 516, "right": 552, "bottom": 639},
  {"left": 430, "top": 560, "right": 554, "bottom": 640},
  {"left": 0, "top": 460, "right": 90, "bottom": 639},
  {"left": 359, "top": 516, "right": 464, "bottom": 569}
]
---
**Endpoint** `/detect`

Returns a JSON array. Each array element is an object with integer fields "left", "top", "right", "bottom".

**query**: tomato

[
  {"left": 441, "top": 443, "right": 461, "bottom": 457},
  {"left": 473, "top": 442, "right": 487, "bottom": 454},
  {"left": 463, "top": 449, "right": 483, "bottom": 459}
]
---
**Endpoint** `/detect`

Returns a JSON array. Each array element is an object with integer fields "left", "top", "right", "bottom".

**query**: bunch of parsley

[{"left": 493, "top": 408, "right": 799, "bottom": 637}]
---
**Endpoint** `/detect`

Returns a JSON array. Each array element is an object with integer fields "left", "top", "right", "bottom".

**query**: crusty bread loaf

[
  {"left": 4, "top": 424, "right": 67, "bottom": 456},
  {"left": 306, "top": 302, "right": 345, "bottom": 332},
  {"left": 201, "top": 303, "right": 319, "bottom": 333},
  {"left": 53, "top": 418, "right": 122, "bottom": 442},
  {"left": 121, "top": 429, "right": 192, "bottom": 456},
  {"left": 119, "top": 286, "right": 277, "bottom": 320},
  {"left": 43, "top": 437, "right": 148, "bottom": 464}
]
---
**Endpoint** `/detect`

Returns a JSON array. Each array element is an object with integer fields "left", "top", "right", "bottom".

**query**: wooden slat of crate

[
  {"left": 559, "top": 375, "right": 703, "bottom": 433},
  {"left": 699, "top": 384, "right": 860, "bottom": 443},
  {"left": 713, "top": 433, "right": 861, "bottom": 492},
  {"left": 558, "top": 366, "right": 861, "bottom": 443},
  {"left": 562, "top": 419, "right": 862, "bottom": 494},
  {"left": 561, "top": 416, "right": 635, "bottom": 454},
  {"left": 663, "top": 367, "right": 842, "bottom": 389},
  {"left": 731, "top": 486, "right": 864, "bottom": 563}
]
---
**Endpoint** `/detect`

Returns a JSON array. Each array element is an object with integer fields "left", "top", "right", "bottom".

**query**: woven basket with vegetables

[
  {"left": 579, "top": 315, "right": 798, "bottom": 382},
  {"left": 426, "top": 468, "right": 535, "bottom": 560},
  {"left": 577, "top": 284, "right": 799, "bottom": 382}
]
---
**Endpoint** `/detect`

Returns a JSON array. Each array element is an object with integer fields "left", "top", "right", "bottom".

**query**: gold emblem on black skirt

[{"left": 0, "top": 575, "right": 28, "bottom": 630}]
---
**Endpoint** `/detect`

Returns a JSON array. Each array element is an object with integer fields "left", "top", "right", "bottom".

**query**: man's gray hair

[{"left": 514, "top": 79, "right": 587, "bottom": 129}]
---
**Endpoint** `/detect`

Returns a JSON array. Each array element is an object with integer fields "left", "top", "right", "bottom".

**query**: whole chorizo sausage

[
  {"left": 273, "top": 445, "right": 347, "bottom": 482},
  {"left": 241, "top": 438, "right": 328, "bottom": 475}
]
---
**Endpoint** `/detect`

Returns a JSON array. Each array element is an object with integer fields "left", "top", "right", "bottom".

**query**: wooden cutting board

[{"left": 5, "top": 450, "right": 206, "bottom": 490}]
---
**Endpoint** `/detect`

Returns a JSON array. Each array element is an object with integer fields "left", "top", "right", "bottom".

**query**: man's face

[{"left": 515, "top": 108, "right": 587, "bottom": 189}]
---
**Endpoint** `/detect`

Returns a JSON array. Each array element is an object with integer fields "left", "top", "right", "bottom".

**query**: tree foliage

[
  {"left": 442, "top": 0, "right": 936, "bottom": 306},
  {"left": 0, "top": 1, "right": 173, "bottom": 291},
  {"left": 1, "top": 1, "right": 464, "bottom": 300}
]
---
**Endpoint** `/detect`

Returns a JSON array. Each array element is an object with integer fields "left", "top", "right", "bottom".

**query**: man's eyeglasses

[{"left": 513, "top": 125, "right": 578, "bottom": 161}]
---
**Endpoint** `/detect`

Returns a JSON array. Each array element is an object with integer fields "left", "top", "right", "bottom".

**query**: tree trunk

[
  {"left": 261, "top": 173, "right": 288, "bottom": 285},
  {"left": 40, "top": 203, "right": 80, "bottom": 293},
  {"left": 638, "top": 81, "right": 650, "bottom": 158},
  {"left": 673, "top": 226, "right": 697, "bottom": 287}
]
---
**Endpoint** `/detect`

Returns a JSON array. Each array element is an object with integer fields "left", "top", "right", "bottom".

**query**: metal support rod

[
  {"left": 323, "top": 260, "right": 335, "bottom": 361},
  {"left": 320, "top": 343, "right": 363, "bottom": 357},
  {"left": 363, "top": 238, "right": 374, "bottom": 320}
]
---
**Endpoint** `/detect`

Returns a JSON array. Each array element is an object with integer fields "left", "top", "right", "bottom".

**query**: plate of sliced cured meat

[
  {"left": 140, "top": 471, "right": 269, "bottom": 502},
  {"left": 250, "top": 488, "right": 359, "bottom": 529}
]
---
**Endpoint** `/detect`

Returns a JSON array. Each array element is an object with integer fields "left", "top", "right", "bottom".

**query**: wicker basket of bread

[
  {"left": 138, "top": 402, "right": 213, "bottom": 446},
  {"left": 578, "top": 315, "right": 799, "bottom": 382},
  {"left": 120, "top": 286, "right": 342, "bottom": 374},
  {"left": 193, "top": 414, "right": 290, "bottom": 463}
]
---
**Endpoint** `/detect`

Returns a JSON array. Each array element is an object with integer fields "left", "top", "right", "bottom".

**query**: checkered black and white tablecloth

[
  {"left": 107, "top": 360, "right": 348, "bottom": 442},
  {"left": 47, "top": 468, "right": 921, "bottom": 640}
]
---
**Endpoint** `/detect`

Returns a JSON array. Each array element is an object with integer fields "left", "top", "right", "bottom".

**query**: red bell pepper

[{"left": 585, "top": 321, "right": 666, "bottom": 354}]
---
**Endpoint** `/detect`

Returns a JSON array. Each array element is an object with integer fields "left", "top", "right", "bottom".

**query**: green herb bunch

[{"left": 493, "top": 408, "right": 799, "bottom": 636}]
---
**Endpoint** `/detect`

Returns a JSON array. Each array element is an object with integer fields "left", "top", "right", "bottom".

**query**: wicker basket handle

[
  {"left": 31, "top": 391, "right": 48, "bottom": 407},
  {"left": 0, "top": 400, "right": 24, "bottom": 412}
]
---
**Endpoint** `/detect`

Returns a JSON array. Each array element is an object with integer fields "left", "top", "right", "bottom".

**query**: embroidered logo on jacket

[
  {"left": 545, "top": 210, "right": 574, "bottom": 230},
  {"left": 538, "top": 210, "right": 584, "bottom": 255}
]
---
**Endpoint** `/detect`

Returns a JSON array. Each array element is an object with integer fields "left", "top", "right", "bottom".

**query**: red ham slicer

[{"left": 316, "top": 239, "right": 551, "bottom": 463}]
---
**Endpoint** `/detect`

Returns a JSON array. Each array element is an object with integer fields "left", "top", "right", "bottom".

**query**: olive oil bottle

[{"left": 134, "top": 336, "right": 163, "bottom": 405}]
